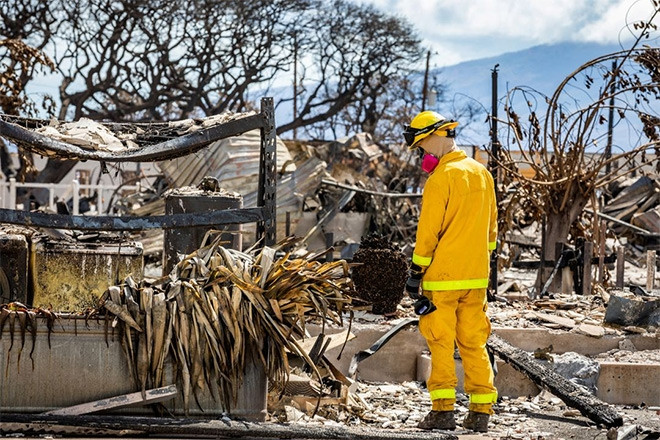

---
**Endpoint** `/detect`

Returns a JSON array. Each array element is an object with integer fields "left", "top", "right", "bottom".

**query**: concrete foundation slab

[
  {"left": 308, "top": 323, "right": 660, "bottom": 405},
  {"left": 596, "top": 362, "right": 660, "bottom": 405}
]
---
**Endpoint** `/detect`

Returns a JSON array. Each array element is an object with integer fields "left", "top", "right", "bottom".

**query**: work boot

[
  {"left": 463, "top": 410, "right": 490, "bottom": 432},
  {"left": 417, "top": 410, "right": 456, "bottom": 430}
]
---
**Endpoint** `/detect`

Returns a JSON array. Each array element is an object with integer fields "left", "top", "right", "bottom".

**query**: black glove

[
  {"left": 405, "top": 263, "right": 423, "bottom": 300},
  {"left": 414, "top": 296, "right": 437, "bottom": 315}
]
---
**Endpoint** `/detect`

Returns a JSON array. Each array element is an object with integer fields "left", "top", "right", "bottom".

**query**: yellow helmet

[{"left": 403, "top": 111, "right": 459, "bottom": 149}]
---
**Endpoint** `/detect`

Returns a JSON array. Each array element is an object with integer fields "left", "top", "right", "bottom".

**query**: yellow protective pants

[{"left": 418, "top": 288, "right": 497, "bottom": 414}]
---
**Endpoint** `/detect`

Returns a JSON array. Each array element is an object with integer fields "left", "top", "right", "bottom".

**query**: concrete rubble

[{"left": 268, "top": 380, "right": 660, "bottom": 440}]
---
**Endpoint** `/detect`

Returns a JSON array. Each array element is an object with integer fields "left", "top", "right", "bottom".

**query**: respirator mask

[{"left": 421, "top": 153, "right": 440, "bottom": 174}]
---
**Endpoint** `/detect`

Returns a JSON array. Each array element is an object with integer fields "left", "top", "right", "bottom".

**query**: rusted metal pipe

[{"left": 320, "top": 179, "right": 422, "bottom": 198}]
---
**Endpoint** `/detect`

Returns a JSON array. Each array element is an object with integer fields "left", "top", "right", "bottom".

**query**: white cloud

[
  {"left": 358, "top": 0, "right": 659, "bottom": 66},
  {"left": 577, "top": 0, "right": 658, "bottom": 43}
]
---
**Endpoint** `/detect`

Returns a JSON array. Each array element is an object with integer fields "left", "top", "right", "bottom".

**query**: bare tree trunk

[
  {"left": 536, "top": 211, "right": 572, "bottom": 294},
  {"left": 0, "top": 141, "right": 17, "bottom": 179},
  {"left": 535, "top": 189, "right": 590, "bottom": 295}
]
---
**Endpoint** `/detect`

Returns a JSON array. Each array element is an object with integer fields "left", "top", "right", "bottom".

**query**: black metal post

[
  {"left": 605, "top": 61, "right": 616, "bottom": 174},
  {"left": 489, "top": 64, "right": 500, "bottom": 295},
  {"left": 293, "top": 33, "right": 298, "bottom": 140},
  {"left": 421, "top": 50, "right": 430, "bottom": 111},
  {"left": 257, "top": 97, "right": 277, "bottom": 246}
]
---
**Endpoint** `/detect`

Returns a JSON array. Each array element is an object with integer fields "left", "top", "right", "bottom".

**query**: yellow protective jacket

[{"left": 412, "top": 150, "right": 497, "bottom": 291}]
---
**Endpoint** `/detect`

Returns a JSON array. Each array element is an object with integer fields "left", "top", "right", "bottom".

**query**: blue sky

[{"left": 358, "top": 0, "right": 657, "bottom": 68}]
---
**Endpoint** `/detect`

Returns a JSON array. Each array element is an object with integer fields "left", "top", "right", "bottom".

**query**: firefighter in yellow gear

[{"left": 402, "top": 111, "right": 497, "bottom": 432}]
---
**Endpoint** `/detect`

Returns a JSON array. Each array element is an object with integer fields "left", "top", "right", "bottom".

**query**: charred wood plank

[
  {"left": 487, "top": 334, "right": 623, "bottom": 428},
  {"left": 0, "top": 413, "right": 458, "bottom": 439},
  {"left": 0, "top": 207, "right": 264, "bottom": 230}
]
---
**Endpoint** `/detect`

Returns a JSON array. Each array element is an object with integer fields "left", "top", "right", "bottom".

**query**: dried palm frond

[
  {"left": 97, "top": 235, "right": 354, "bottom": 414},
  {"left": 0, "top": 302, "right": 59, "bottom": 371}
]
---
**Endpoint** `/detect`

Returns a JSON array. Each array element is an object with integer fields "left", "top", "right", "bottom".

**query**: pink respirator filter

[{"left": 421, "top": 154, "right": 439, "bottom": 173}]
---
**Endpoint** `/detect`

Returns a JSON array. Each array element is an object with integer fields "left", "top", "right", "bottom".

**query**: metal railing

[{"left": 0, "top": 178, "right": 139, "bottom": 215}]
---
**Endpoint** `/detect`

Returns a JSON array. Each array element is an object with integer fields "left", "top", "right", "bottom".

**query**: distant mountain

[
  {"left": 435, "top": 42, "right": 624, "bottom": 145},
  {"left": 271, "top": 42, "right": 626, "bottom": 144},
  {"left": 439, "top": 41, "right": 623, "bottom": 109}
]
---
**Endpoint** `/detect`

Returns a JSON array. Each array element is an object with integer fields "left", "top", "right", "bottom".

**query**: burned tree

[
  {"left": 0, "top": 0, "right": 56, "bottom": 181},
  {"left": 53, "top": 0, "right": 314, "bottom": 121},
  {"left": 276, "top": 0, "right": 422, "bottom": 140},
  {"left": 0, "top": 0, "right": 56, "bottom": 116},
  {"left": 51, "top": 0, "right": 422, "bottom": 135},
  {"left": 497, "top": 8, "right": 659, "bottom": 291}
]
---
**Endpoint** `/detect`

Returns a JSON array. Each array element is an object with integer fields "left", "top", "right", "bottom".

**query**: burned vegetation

[
  {"left": 93, "top": 235, "right": 355, "bottom": 414},
  {"left": 351, "top": 234, "right": 408, "bottom": 315}
]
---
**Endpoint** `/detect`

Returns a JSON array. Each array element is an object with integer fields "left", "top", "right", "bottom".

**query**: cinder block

[
  {"left": 492, "top": 361, "right": 540, "bottom": 397},
  {"left": 417, "top": 352, "right": 431, "bottom": 382},
  {"left": 596, "top": 362, "right": 660, "bottom": 406}
]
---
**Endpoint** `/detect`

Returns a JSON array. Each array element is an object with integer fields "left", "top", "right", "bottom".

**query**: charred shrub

[{"left": 351, "top": 234, "right": 408, "bottom": 314}]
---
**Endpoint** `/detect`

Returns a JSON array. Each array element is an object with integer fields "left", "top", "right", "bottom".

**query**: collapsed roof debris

[
  {"left": 158, "top": 129, "right": 296, "bottom": 194},
  {"left": 0, "top": 110, "right": 269, "bottom": 162},
  {"left": 602, "top": 175, "right": 660, "bottom": 238},
  {"left": 35, "top": 117, "right": 140, "bottom": 152}
]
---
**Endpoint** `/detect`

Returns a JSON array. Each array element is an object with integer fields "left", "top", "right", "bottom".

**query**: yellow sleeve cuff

[
  {"left": 488, "top": 241, "right": 496, "bottom": 251},
  {"left": 412, "top": 253, "right": 432, "bottom": 266}
]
